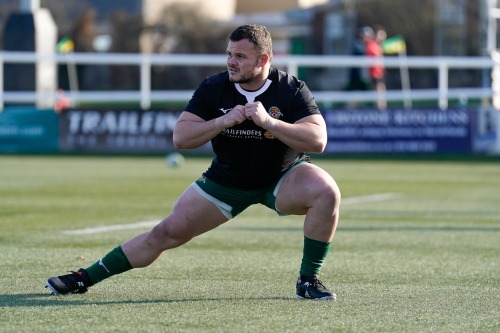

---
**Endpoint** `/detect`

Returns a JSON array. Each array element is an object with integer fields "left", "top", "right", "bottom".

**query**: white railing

[{"left": 0, "top": 51, "right": 495, "bottom": 111}]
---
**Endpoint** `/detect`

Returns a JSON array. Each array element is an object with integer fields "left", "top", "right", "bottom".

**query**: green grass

[{"left": 0, "top": 155, "right": 499, "bottom": 333}]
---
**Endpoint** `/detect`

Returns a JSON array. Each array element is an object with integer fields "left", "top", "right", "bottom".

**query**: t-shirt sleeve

[
  {"left": 290, "top": 80, "right": 321, "bottom": 123},
  {"left": 184, "top": 79, "right": 214, "bottom": 121}
]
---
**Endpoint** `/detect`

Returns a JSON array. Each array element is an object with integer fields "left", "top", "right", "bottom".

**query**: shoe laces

[
  {"left": 66, "top": 271, "right": 82, "bottom": 278},
  {"left": 312, "top": 279, "right": 327, "bottom": 290}
]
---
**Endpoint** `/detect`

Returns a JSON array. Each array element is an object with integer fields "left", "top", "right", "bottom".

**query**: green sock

[
  {"left": 85, "top": 246, "right": 133, "bottom": 284},
  {"left": 299, "top": 236, "right": 331, "bottom": 277}
]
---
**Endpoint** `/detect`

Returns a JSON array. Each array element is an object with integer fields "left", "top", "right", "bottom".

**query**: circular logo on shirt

[{"left": 268, "top": 106, "right": 283, "bottom": 119}]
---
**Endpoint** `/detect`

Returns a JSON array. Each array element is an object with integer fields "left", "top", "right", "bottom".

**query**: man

[
  {"left": 364, "top": 25, "right": 387, "bottom": 109},
  {"left": 46, "top": 24, "right": 341, "bottom": 300},
  {"left": 346, "top": 27, "right": 372, "bottom": 108}
]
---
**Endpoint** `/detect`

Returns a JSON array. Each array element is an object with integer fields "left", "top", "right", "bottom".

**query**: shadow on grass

[
  {"left": 227, "top": 225, "right": 500, "bottom": 233},
  {"left": 0, "top": 293, "right": 293, "bottom": 308},
  {"left": 338, "top": 226, "right": 500, "bottom": 232}
]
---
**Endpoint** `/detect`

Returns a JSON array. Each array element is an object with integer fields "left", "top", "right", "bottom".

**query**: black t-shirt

[{"left": 184, "top": 67, "right": 321, "bottom": 190}]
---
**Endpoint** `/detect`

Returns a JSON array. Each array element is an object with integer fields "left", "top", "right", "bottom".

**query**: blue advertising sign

[
  {"left": 58, "top": 109, "right": 182, "bottom": 153},
  {"left": 323, "top": 108, "right": 474, "bottom": 153},
  {"left": 0, "top": 106, "right": 59, "bottom": 153}
]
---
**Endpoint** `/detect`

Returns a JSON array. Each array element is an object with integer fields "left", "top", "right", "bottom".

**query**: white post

[
  {"left": 20, "top": 0, "right": 40, "bottom": 12},
  {"left": 494, "top": 109, "right": 500, "bottom": 154},
  {"left": 140, "top": 56, "right": 151, "bottom": 110},
  {"left": 438, "top": 62, "right": 448, "bottom": 110},
  {"left": 66, "top": 54, "right": 79, "bottom": 93},
  {"left": 398, "top": 52, "right": 412, "bottom": 109}
]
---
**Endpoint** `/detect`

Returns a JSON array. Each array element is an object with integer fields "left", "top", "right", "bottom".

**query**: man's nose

[{"left": 227, "top": 56, "right": 237, "bottom": 66}]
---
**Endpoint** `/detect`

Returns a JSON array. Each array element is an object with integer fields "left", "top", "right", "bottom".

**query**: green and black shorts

[{"left": 191, "top": 160, "right": 308, "bottom": 219}]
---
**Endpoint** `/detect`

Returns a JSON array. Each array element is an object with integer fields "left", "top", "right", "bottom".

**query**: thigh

[
  {"left": 163, "top": 185, "right": 230, "bottom": 240},
  {"left": 121, "top": 185, "right": 230, "bottom": 266},
  {"left": 275, "top": 163, "right": 338, "bottom": 215}
]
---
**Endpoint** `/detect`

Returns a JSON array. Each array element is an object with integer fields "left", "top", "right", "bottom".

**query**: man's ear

[{"left": 259, "top": 53, "right": 270, "bottom": 68}]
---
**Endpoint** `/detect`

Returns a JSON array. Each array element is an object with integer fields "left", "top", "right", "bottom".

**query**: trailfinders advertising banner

[{"left": 58, "top": 109, "right": 183, "bottom": 153}]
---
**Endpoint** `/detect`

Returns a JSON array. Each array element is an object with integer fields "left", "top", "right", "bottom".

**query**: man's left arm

[{"left": 244, "top": 102, "right": 327, "bottom": 153}]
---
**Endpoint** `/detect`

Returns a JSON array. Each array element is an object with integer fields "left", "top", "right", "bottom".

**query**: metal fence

[{"left": 0, "top": 51, "right": 495, "bottom": 111}]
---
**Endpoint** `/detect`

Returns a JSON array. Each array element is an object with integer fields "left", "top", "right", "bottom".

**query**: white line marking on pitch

[
  {"left": 62, "top": 220, "right": 159, "bottom": 235},
  {"left": 342, "top": 192, "right": 400, "bottom": 205},
  {"left": 62, "top": 193, "right": 399, "bottom": 235}
]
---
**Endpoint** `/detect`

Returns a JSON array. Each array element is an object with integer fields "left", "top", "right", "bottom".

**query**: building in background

[
  {"left": 139, "top": 0, "right": 328, "bottom": 54},
  {"left": 236, "top": 0, "right": 328, "bottom": 14},
  {"left": 1, "top": 0, "right": 493, "bottom": 92}
]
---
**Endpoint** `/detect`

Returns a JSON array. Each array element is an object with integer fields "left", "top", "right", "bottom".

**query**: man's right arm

[{"left": 173, "top": 108, "right": 246, "bottom": 149}]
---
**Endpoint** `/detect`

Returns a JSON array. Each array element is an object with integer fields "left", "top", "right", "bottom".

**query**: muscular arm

[
  {"left": 267, "top": 115, "right": 327, "bottom": 153},
  {"left": 244, "top": 102, "right": 327, "bottom": 153},
  {"left": 173, "top": 106, "right": 247, "bottom": 149},
  {"left": 174, "top": 102, "right": 327, "bottom": 152}
]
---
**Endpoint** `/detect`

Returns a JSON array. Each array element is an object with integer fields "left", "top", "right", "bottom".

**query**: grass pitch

[{"left": 0, "top": 155, "right": 499, "bottom": 333}]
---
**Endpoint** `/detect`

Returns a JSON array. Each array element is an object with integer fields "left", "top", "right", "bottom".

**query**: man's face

[{"left": 226, "top": 39, "right": 263, "bottom": 85}]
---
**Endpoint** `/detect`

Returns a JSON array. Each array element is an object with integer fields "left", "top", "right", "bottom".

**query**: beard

[
  {"left": 230, "top": 72, "right": 257, "bottom": 84},
  {"left": 228, "top": 62, "right": 260, "bottom": 84}
]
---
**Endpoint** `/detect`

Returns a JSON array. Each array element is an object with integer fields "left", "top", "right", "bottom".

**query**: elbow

[
  {"left": 304, "top": 140, "right": 326, "bottom": 154},
  {"left": 310, "top": 124, "right": 327, "bottom": 153},
  {"left": 173, "top": 141, "right": 183, "bottom": 150},
  {"left": 311, "top": 136, "right": 327, "bottom": 153},
  {"left": 173, "top": 131, "right": 202, "bottom": 150},
  {"left": 312, "top": 141, "right": 327, "bottom": 154},
  {"left": 172, "top": 132, "right": 186, "bottom": 150},
  {"left": 173, "top": 140, "right": 188, "bottom": 151}
]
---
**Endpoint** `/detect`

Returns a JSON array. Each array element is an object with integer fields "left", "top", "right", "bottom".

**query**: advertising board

[{"left": 323, "top": 108, "right": 474, "bottom": 153}]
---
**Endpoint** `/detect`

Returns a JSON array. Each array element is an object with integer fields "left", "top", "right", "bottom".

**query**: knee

[
  {"left": 148, "top": 218, "right": 192, "bottom": 250},
  {"left": 316, "top": 180, "right": 341, "bottom": 210},
  {"left": 145, "top": 223, "right": 170, "bottom": 250}
]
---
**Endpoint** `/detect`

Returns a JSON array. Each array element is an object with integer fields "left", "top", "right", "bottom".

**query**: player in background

[
  {"left": 46, "top": 24, "right": 341, "bottom": 300},
  {"left": 364, "top": 25, "right": 387, "bottom": 110}
]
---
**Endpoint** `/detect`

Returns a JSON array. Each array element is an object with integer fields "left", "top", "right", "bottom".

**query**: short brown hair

[{"left": 229, "top": 24, "right": 273, "bottom": 60}]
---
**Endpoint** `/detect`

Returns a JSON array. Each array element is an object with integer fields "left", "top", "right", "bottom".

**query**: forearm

[
  {"left": 173, "top": 117, "right": 224, "bottom": 149},
  {"left": 265, "top": 118, "right": 327, "bottom": 153}
]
